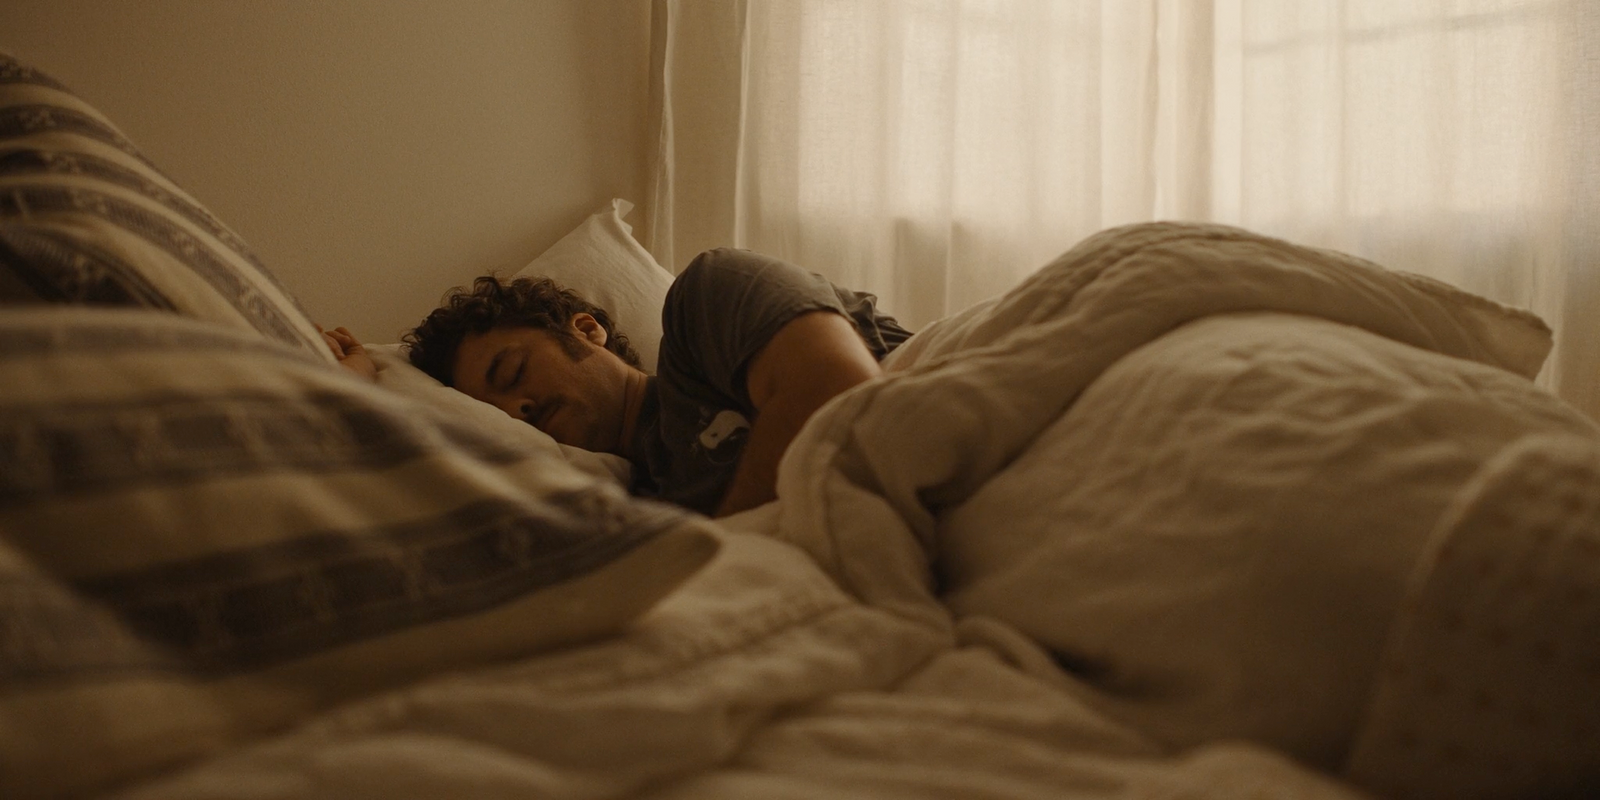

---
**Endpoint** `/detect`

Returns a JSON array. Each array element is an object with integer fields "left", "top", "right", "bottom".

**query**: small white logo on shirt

[{"left": 698, "top": 410, "right": 751, "bottom": 450}]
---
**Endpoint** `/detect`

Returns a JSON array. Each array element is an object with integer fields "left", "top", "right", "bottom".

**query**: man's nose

[{"left": 493, "top": 398, "right": 531, "bottom": 421}]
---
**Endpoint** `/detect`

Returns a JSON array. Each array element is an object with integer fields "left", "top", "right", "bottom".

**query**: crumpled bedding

[
  {"left": 107, "top": 519, "right": 1369, "bottom": 800},
  {"left": 774, "top": 222, "right": 1600, "bottom": 797},
  {"left": 114, "top": 223, "right": 1599, "bottom": 799}
]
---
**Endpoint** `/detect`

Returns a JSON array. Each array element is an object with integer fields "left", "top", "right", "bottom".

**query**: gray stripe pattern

[
  {"left": 0, "top": 147, "right": 269, "bottom": 280},
  {"left": 0, "top": 319, "right": 542, "bottom": 464},
  {"left": 0, "top": 53, "right": 71, "bottom": 92},
  {"left": 0, "top": 318, "right": 309, "bottom": 362},
  {"left": 0, "top": 184, "right": 320, "bottom": 355},
  {"left": 0, "top": 492, "right": 683, "bottom": 681},
  {"left": 0, "top": 103, "right": 154, "bottom": 169},
  {"left": 79, "top": 493, "right": 682, "bottom": 675},
  {"left": 0, "top": 222, "right": 175, "bottom": 306},
  {"left": 0, "top": 390, "right": 530, "bottom": 506},
  {"left": 0, "top": 574, "right": 182, "bottom": 683}
]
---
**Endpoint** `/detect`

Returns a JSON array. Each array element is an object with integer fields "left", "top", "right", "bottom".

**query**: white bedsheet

[
  {"left": 111, "top": 516, "right": 1369, "bottom": 800},
  {"left": 116, "top": 223, "right": 1599, "bottom": 799},
  {"left": 774, "top": 222, "right": 1600, "bottom": 797}
]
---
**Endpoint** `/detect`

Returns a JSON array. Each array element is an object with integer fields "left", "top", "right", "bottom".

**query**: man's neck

[{"left": 616, "top": 370, "right": 652, "bottom": 462}]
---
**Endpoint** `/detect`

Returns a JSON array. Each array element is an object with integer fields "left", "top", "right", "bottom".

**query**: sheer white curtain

[{"left": 646, "top": 0, "right": 1599, "bottom": 418}]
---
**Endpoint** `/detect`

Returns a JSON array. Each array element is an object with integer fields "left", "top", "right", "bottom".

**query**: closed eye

[
  {"left": 488, "top": 348, "right": 526, "bottom": 392},
  {"left": 485, "top": 349, "right": 508, "bottom": 391},
  {"left": 509, "top": 355, "right": 525, "bottom": 389}
]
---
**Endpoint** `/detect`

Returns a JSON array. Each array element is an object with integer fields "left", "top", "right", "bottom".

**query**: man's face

[{"left": 451, "top": 317, "right": 633, "bottom": 454}]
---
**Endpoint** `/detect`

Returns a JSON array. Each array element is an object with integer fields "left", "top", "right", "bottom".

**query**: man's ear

[{"left": 570, "top": 313, "right": 609, "bottom": 346}]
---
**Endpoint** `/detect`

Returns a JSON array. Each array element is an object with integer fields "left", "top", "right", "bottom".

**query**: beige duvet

[{"left": 118, "top": 223, "right": 1600, "bottom": 799}]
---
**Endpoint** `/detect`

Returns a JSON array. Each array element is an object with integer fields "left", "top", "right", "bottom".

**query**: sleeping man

[{"left": 327, "top": 249, "right": 912, "bottom": 517}]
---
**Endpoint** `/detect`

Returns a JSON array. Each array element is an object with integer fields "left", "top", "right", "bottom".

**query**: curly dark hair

[{"left": 403, "top": 275, "right": 641, "bottom": 385}]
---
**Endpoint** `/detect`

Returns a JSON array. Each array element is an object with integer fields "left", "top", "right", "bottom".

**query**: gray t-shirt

[{"left": 628, "top": 248, "right": 912, "bottom": 515}]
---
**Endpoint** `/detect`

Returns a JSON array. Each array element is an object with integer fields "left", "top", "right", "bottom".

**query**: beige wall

[{"left": 1, "top": 0, "right": 653, "bottom": 343}]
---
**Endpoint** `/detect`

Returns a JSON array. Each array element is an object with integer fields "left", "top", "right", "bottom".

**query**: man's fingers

[
  {"left": 318, "top": 325, "right": 369, "bottom": 363},
  {"left": 320, "top": 331, "right": 346, "bottom": 357},
  {"left": 328, "top": 327, "right": 364, "bottom": 350}
]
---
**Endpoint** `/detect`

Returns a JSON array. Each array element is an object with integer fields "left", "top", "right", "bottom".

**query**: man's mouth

[{"left": 529, "top": 399, "right": 561, "bottom": 432}]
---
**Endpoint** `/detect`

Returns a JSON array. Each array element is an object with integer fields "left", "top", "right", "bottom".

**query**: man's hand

[
  {"left": 319, "top": 325, "right": 378, "bottom": 382},
  {"left": 713, "top": 311, "right": 882, "bottom": 517}
]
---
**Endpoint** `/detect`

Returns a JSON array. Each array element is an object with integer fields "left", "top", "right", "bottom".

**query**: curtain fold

[
  {"left": 644, "top": 0, "right": 748, "bottom": 274},
  {"left": 647, "top": 0, "right": 1600, "bottom": 419}
]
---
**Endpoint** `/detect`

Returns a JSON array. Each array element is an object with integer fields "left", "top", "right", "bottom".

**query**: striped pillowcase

[
  {"left": 0, "top": 50, "right": 334, "bottom": 363},
  {"left": 0, "top": 308, "right": 718, "bottom": 799}
]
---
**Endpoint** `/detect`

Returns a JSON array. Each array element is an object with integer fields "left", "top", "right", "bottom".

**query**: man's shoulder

[
  {"left": 664, "top": 249, "right": 832, "bottom": 327},
  {"left": 663, "top": 248, "right": 741, "bottom": 313},
  {"left": 670, "top": 248, "right": 768, "bottom": 290},
  {"left": 657, "top": 248, "right": 847, "bottom": 395}
]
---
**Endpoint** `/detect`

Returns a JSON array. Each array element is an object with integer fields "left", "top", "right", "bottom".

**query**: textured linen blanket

[
  {"left": 775, "top": 221, "right": 1600, "bottom": 798},
  {"left": 115, "top": 223, "right": 1598, "bottom": 799}
]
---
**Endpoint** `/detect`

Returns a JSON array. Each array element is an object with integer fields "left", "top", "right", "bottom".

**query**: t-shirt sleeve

[{"left": 658, "top": 248, "right": 848, "bottom": 410}]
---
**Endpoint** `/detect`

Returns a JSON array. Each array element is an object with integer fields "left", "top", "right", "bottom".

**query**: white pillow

[{"left": 512, "top": 199, "right": 674, "bottom": 373}]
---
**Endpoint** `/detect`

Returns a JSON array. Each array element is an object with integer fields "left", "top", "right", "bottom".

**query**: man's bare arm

[{"left": 713, "top": 311, "right": 882, "bottom": 517}]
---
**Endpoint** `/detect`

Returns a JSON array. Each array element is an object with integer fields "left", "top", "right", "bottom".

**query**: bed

[{"left": 3, "top": 50, "right": 1598, "bottom": 800}]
